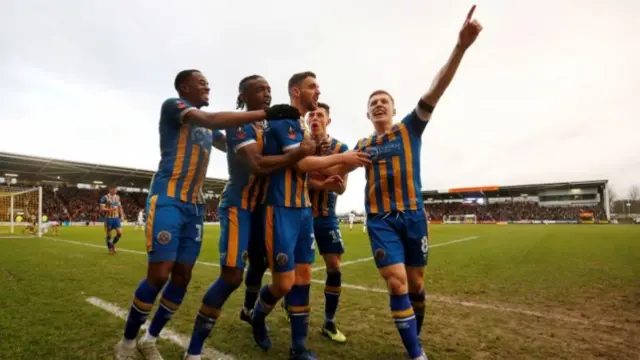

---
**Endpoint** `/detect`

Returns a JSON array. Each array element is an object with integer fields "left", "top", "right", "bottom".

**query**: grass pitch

[{"left": 0, "top": 224, "right": 638, "bottom": 360}]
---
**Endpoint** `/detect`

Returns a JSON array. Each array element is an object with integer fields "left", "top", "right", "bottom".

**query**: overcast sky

[{"left": 1, "top": 0, "right": 639, "bottom": 211}]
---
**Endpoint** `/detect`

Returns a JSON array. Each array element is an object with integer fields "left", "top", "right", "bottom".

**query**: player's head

[
  {"left": 174, "top": 69, "right": 209, "bottom": 108},
  {"left": 367, "top": 90, "right": 396, "bottom": 125},
  {"left": 236, "top": 75, "right": 271, "bottom": 111},
  {"left": 307, "top": 102, "right": 331, "bottom": 136},
  {"left": 108, "top": 184, "right": 117, "bottom": 195},
  {"left": 288, "top": 71, "right": 320, "bottom": 113}
]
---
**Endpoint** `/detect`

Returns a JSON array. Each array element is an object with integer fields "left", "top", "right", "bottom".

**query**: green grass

[{"left": 0, "top": 224, "right": 639, "bottom": 360}]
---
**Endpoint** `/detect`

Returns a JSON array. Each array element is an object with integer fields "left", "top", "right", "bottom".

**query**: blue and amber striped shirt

[
  {"left": 262, "top": 118, "right": 311, "bottom": 208},
  {"left": 219, "top": 122, "right": 267, "bottom": 211},
  {"left": 100, "top": 194, "right": 121, "bottom": 218},
  {"left": 354, "top": 109, "right": 430, "bottom": 214},
  {"left": 309, "top": 137, "right": 349, "bottom": 218},
  {"left": 149, "top": 98, "right": 224, "bottom": 204}
]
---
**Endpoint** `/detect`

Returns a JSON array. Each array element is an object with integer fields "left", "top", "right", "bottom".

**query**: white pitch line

[
  {"left": 42, "top": 236, "right": 624, "bottom": 329},
  {"left": 86, "top": 296, "right": 235, "bottom": 360},
  {"left": 311, "top": 235, "right": 480, "bottom": 272}
]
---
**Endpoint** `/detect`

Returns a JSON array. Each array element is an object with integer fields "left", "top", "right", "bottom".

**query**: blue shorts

[
  {"left": 218, "top": 206, "right": 266, "bottom": 269},
  {"left": 145, "top": 194, "right": 205, "bottom": 264},
  {"left": 264, "top": 205, "right": 315, "bottom": 273},
  {"left": 104, "top": 218, "right": 121, "bottom": 231},
  {"left": 366, "top": 210, "right": 429, "bottom": 268},
  {"left": 314, "top": 216, "right": 344, "bottom": 255}
]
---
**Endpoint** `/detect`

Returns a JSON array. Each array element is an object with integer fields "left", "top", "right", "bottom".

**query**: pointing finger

[{"left": 466, "top": 5, "right": 476, "bottom": 21}]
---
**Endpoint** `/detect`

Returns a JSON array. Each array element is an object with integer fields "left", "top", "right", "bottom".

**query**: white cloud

[{"left": 1, "top": 0, "right": 639, "bottom": 211}]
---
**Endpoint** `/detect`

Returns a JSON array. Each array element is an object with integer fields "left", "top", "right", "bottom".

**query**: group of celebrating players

[{"left": 108, "top": 6, "right": 482, "bottom": 360}]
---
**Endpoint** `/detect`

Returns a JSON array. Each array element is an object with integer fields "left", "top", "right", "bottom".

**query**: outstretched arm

[
  {"left": 421, "top": 5, "right": 483, "bottom": 111},
  {"left": 294, "top": 151, "right": 369, "bottom": 173},
  {"left": 239, "top": 138, "right": 315, "bottom": 176}
]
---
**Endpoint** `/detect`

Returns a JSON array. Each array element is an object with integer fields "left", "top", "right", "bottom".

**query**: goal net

[
  {"left": 0, "top": 186, "right": 43, "bottom": 237},
  {"left": 443, "top": 214, "right": 477, "bottom": 224}
]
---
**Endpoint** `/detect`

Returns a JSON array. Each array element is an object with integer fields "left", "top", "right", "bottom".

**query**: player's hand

[
  {"left": 300, "top": 137, "right": 317, "bottom": 156},
  {"left": 340, "top": 151, "right": 371, "bottom": 167},
  {"left": 457, "top": 5, "right": 483, "bottom": 50},
  {"left": 265, "top": 104, "right": 301, "bottom": 121},
  {"left": 323, "top": 175, "right": 344, "bottom": 187}
]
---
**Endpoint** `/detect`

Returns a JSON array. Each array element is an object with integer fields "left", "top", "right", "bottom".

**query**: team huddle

[{"left": 111, "top": 7, "right": 482, "bottom": 360}]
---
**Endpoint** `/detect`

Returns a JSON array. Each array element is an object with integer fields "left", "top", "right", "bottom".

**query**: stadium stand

[
  {"left": 0, "top": 152, "right": 621, "bottom": 225},
  {"left": 423, "top": 181, "right": 610, "bottom": 224},
  {"left": 0, "top": 152, "right": 226, "bottom": 223}
]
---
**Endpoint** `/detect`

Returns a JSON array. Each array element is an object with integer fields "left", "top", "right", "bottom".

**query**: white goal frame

[
  {"left": 443, "top": 214, "right": 477, "bottom": 224},
  {"left": 0, "top": 186, "right": 43, "bottom": 237}
]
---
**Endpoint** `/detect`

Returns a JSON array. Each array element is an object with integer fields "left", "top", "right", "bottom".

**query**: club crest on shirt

[
  {"left": 287, "top": 126, "right": 297, "bottom": 139},
  {"left": 235, "top": 126, "right": 246, "bottom": 140}
]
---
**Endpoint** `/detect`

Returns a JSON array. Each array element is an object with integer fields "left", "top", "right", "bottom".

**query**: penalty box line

[
  {"left": 43, "top": 236, "right": 623, "bottom": 330},
  {"left": 86, "top": 297, "right": 235, "bottom": 360},
  {"left": 311, "top": 235, "right": 480, "bottom": 272}
]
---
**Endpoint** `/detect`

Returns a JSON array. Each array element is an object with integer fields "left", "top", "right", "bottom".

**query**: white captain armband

[{"left": 415, "top": 99, "right": 434, "bottom": 121}]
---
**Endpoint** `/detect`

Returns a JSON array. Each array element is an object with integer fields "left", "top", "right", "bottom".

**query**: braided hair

[{"left": 236, "top": 74, "right": 262, "bottom": 109}]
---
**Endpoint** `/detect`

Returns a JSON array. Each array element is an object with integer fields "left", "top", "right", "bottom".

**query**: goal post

[
  {"left": 0, "top": 186, "right": 43, "bottom": 237},
  {"left": 443, "top": 214, "right": 477, "bottom": 224}
]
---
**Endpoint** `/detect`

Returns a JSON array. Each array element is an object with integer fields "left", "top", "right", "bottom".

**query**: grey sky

[{"left": 1, "top": 0, "right": 639, "bottom": 211}]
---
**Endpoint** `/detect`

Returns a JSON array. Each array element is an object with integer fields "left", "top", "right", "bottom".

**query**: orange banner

[{"left": 448, "top": 186, "right": 499, "bottom": 193}]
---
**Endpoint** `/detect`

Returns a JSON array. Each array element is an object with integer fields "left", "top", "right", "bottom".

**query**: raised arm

[{"left": 421, "top": 5, "right": 482, "bottom": 110}]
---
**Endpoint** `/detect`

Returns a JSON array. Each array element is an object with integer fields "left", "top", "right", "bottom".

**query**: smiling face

[
  {"left": 367, "top": 90, "right": 396, "bottom": 125},
  {"left": 180, "top": 71, "right": 210, "bottom": 108}
]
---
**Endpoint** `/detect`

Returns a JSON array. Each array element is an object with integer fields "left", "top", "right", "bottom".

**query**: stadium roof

[
  {"left": 0, "top": 152, "right": 228, "bottom": 193},
  {"left": 422, "top": 180, "right": 608, "bottom": 200}
]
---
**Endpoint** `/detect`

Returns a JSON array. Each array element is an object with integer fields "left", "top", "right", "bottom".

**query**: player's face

[
  {"left": 367, "top": 93, "right": 396, "bottom": 124},
  {"left": 297, "top": 76, "right": 320, "bottom": 112},
  {"left": 109, "top": 188, "right": 116, "bottom": 195},
  {"left": 183, "top": 71, "right": 210, "bottom": 107},
  {"left": 307, "top": 107, "right": 330, "bottom": 136},
  {"left": 244, "top": 77, "right": 272, "bottom": 110}
]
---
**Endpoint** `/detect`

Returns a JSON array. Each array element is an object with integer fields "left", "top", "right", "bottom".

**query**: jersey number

[
  {"left": 195, "top": 224, "right": 203, "bottom": 243},
  {"left": 330, "top": 230, "right": 343, "bottom": 244},
  {"left": 421, "top": 236, "right": 429, "bottom": 254}
]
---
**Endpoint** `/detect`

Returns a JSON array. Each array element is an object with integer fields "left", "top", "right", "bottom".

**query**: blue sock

[
  {"left": 105, "top": 236, "right": 113, "bottom": 249},
  {"left": 113, "top": 234, "right": 121, "bottom": 245},
  {"left": 285, "top": 284, "right": 311, "bottom": 352},
  {"left": 409, "top": 291, "right": 426, "bottom": 335},
  {"left": 324, "top": 271, "right": 341, "bottom": 323},
  {"left": 147, "top": 281, "right": 186, "bottom": 337},
  {"left": 243, "top": 263, "right": 266, "bottom": 311},
  {"left": 123, "top": 280, "right": 160, "bottom": 340},
  {"left": 390, "top": 294, "right": 422, "bottom": 358},
  {"left": 252, "top": 285, "right": 279, "bottom": 324},
  {"left": 186, "top": 278, "right": 239, "bottom": 356}
]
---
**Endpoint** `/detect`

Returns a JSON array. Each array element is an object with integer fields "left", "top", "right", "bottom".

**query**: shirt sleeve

[
  {"left": 161, "top": 98, "right": 197, "bottom": 125},
  {"left": 338, "top": 142, "right": 349, "bottom": 154},
  {"left": 269, "top": 119, "right": 302, "bottom": 152},
  {"left": 401, "top": 103, "right": 433, "bottom": 136},
  {"left": 226, "top": 124, "right": 257, "bottom": 153},
  {"left": 99, "top": 196, "right": 107, "bottom": 205}
]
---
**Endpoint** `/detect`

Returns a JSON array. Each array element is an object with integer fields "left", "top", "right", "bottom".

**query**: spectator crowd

[
  {"left": 5, "top": 185, "right": 605, "bottom": 224},
  {"left": 425, "top": 201, "right": 606, "bottom": 222}
]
